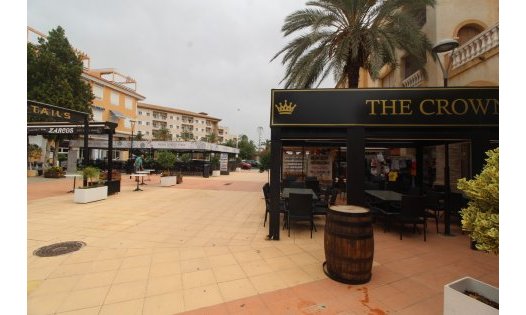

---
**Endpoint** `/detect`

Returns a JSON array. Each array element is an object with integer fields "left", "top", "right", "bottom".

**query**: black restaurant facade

[{"left": 268, "top": 87, "right": 498, "bottom": 240}]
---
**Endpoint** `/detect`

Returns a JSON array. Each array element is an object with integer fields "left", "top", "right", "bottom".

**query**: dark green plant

[
  {"left": 271, "top": 0, "right": 435, "bottom": 88},
  {"left": 82, "top": 166, "right": 100, "bottom": 186},
  {"left": 43, "top": 166, "right": 64, "bottom": 178},
  {"left": 157, "top": 150, "right": 177, "bottom": 176},
  {"left": 457, "top": 148, "right": 499, "bottom": 254},
  {"left": 28, "top": 144, "right": 42, "bottom": 170},
  {"left": 211, "top": 155, "right": 220, "bottom": 170}
]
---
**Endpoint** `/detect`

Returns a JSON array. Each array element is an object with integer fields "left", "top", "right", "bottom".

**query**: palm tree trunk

[{"left": 346, "top": 63, "right": 361, "bottom": 88}]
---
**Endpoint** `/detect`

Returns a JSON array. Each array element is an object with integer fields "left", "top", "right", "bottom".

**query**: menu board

[
  {"left": 283, "top": 153, "right": 304, "bottom": 177},
  {"left": 220, "top": 153, "right": 228, "bottom": 172},
  {"left": 307, "top": 154, "right": 331, "bottom": 180}
]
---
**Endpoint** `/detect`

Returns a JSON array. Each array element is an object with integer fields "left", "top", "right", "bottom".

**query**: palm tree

[
  {"left": 153, "top": 127, "right": 172, "bottom": 141},
  {"left": 272, "top": 0, "right": 435, "bottom": 88}
]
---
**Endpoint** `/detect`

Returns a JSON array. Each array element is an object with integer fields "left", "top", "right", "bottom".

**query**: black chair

[
  {"left": 396, "top": 195, "right": 427, "bottom": 241},
  {"left": 286, "top": 193, "right": 315, "bottom": 238},
  {"left": 425, "top": 191, "right": 444, "bottom": 232},
  {"left": 305, "top": 179, "right": 321, "bottom": 197},
  {"left": 262, "top": 183, "right": 286, "bottom": 227}
]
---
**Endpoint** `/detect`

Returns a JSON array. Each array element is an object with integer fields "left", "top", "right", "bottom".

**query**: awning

[
  {"left": 110, "top": 110, "right": 127, "bottom": 119},
  {"left": 92, "top": 105, "right": 105, "bottom": 111}
]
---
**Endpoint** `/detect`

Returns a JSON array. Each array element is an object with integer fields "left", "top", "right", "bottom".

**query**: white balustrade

[
  {"left": 402, "top": 69, "right": 424, "bottom": 87},
  {"left": 451, "top": 23, "right": 499, "bottom": 69}
]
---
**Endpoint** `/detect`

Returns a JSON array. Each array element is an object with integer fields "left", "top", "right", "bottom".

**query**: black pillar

[
  {"left": 416, "top": 145, "right": 424, "bottom": 194},
  {"left": 83, "top": 116, "right": 89, "bottom": 186},
  {"left": 269, "top": 128, "right": 282, "bottom": 240},
  {"left": 444, "top": 144, "right": 452, "bottom": 235},
  {"left": 471, "top": 131, "right": 492, "bottom": 179},
  {"left": 107, "top": 128, "right": 114, "bottom": 181},
  {"left": 346, "top": 127, "right": 366, "bottom": 206}
]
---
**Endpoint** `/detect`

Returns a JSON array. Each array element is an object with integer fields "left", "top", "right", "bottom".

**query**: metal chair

[
  {"left": 262, "top": 183, "right": 286, "bottom": 227},
  {"left": 286, "top": 193, "right": 315, "bottom": 238},
  {"left": 396, "top": 195, "right": 427, "bottom": 241}
]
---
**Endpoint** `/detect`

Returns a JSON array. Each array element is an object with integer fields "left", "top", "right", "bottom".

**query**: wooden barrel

[{"left": 324, "top": 205, "right": 374, "bottom": 284}]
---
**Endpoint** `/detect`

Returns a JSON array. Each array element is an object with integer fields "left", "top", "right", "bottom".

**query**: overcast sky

[{"left": 27, "top": 0, "right": 336, "bottom": 143}]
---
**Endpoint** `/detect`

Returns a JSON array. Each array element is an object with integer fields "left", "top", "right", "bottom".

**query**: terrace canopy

[{"left": 268, "top": 87, "right": 498, "bottom": 240}]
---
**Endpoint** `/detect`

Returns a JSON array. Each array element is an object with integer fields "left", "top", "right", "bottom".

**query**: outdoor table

[
  {"left": 136, "top": 171, "right": 151, "bottom": 185},
  {"left": 142, "top": 169, "right": 155, "bottom": 181},
  {"left": 64, "top": 173, "right": 82, "bottom": 193},
  {"left": 365, "top": 190, "right": 403, "bottom": 202},
  {"left": 282, "top": 188, "right": 318, "bottom": 200},
  {"left": 132, "top": 174, "right": 147, "bottom": 191}
]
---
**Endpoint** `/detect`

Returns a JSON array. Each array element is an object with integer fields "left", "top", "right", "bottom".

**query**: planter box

[
  {"left": 27, "top": 170, "right": 38, "bottom": 177},
  {"left": 74, "top": 186, "right": 108, "bottom": 204},
  {"left": 177, "top": 175, "right": 183, "bottom": 184},
  {"left": 444, "top": 277, "right": 498, "bottom": 315},
  {"left": 160, "top": 176, "right": 178, "bottom": 187},
  {"left": 105, "top": 180, "right": 121, "bottom": 195},
  {"left": 211, "top": 170, "right": 221, "bottom": 177}
]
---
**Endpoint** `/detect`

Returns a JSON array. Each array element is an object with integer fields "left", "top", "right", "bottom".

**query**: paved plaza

[{"left": 27, "top": 170, "right": 498, "bottom": 314}]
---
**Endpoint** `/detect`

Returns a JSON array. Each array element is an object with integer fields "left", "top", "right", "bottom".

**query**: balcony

[
  {"left": 451, "top": 23, "right": 499, "bottom": 70},
  {"left": 402, "top": 70, "right": 424, "bottom": 87}
]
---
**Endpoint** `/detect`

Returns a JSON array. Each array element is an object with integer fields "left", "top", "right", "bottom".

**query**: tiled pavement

[{"left": 27, "top": 170, "right": 498, "bottom": 314}]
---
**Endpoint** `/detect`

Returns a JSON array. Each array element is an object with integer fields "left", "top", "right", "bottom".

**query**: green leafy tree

[
  {"left": 180, "top": 131, "right": 194, "bottom": 141},
  {"left": 135, "top": 131, "right": 144, "bottom": 141},
  {"left": 271, "top": 0, "right": 435, "bottom": 88},
  {"left": 28, "top": 26, "right": 94, "bottom": 166},
  {"left": 153, "top": 127, "right": 172, "bottom": 141},
  {"left": 28, "top": 26, "right": 93, "bottom": 117},
  {"left": 457, "top": 148, "right": 499, "bottom": 254},
  {"left": 223, "top": 139, "right": 237, "bottom": 148},
  {"left": 238, "top": 135, "right": 257, "bottom": 160},
  {"left": 156, "top": 150, "right": 177, "bottom": 175},
  {"left": 201, "top": 133, "right": 218, "bottom": 143}
]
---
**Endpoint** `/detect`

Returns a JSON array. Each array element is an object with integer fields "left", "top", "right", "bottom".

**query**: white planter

[
  {"left": 160, "top": 176, "right": 178, "bottom": 187},
  {"left": 444, "top": 277, "right": 498, "bottom": 315},
  {"left": 211, "top": 170, "right": 221, "bottom": 177},
  {"left": 74, "top": 186, "right": 108, "bottom": 204},
  {"left": 235, "top": 167, "right": 241, "bottom": 172}
]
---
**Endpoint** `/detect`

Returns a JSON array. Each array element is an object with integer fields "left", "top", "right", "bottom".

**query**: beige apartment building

[{"left": 136, "top": 102, "right": 237, "bottom": 143}]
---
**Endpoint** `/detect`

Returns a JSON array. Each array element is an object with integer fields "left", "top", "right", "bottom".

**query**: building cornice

[{"left": 138, "top": 102, "right": 221, "bottom": 121}]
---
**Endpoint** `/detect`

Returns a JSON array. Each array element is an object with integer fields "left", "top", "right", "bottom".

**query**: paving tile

[
  {"left": 28, "top": 292, "right": 69, "bottom": 315},
  {"left": 217, "top": 278, "right": 258, "bottom": 301},
  {"left": 149, "top": 260, "right": 182, "bottom": 277},
  {"left": 104, "top": 280, "right": 147, "bottom": 304},
  {"left": 56, "top": 306, "right": 101, "bottom": 315},
  {"left": 74, "top": 270, "right": 117, "bottom": 291},
  {"left": 182, "top": 269, "right": 217, "bottom": 289},
  {"left": 113, "top": 266, "right": 150, "bottom": 284},
  {"left": 146, "top": 274, "right": 183, "bottom": 296},
  {"left": 183, "top": 284, "right": 224, "bottom": 311},
  {"left": 212, "top": 264, "right": 247, "bottom": 283},
  {"left": 249, "top": 273, "right": 288, "bottom": 294},
  {"left": 208, "top": 253, "right": 238, "bottom": 267},
  {"left": 56, "top": 286, "right": 110, "bottom": 313},
  {"left": 99, "top": 298, "right": 144, "bottom": 315},
  {"left": 28, "top": 275, "right": 80, "bottom": 297},
  {"left": 143, "top": 290, "right": 185, "bottom": 315}
]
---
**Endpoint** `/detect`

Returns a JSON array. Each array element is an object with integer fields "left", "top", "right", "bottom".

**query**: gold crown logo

[{"left": 275, "top": 100, "right": 297, "bottom": 115}]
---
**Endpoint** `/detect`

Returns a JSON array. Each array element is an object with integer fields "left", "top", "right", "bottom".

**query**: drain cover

[{"left": 33, "top": 241, "right": 86, "bottom": 257}]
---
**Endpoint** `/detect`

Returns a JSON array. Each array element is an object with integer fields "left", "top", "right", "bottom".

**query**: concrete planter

[
  {"left": 74, "top": 186, "right": 108, "bottom": 204},
  {"left": 160, "top": 176, "right": 178, "bottom": 187},
  {"left": 211, "top": 170, "right": 221, "bottom": 177},
  {"left": 444, "top": 277, "right": 498, "bottom": 315}
]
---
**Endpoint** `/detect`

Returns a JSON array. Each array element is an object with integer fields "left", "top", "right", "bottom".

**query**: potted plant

[
  {"left": 157, "top": 150, "right": 178, "bottom": 186},
  {"left": 74, "top": 166, "right": 108, "bottom": 203},
  {"left": 43, "top": 166, "right": 65, "bottom": 178},
  {"left": 444, "top": 148, "right": 499, "bottom": 314},
  {"left": 27, "top": 144, "right": 42, "bottom": 177},
  {"left": 211, "top": 154, "right": 221, "bottom": 177}
]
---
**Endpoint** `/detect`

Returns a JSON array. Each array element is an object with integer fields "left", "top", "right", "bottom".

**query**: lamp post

[
  {"left": 432, "top": 39, "right": 458, "bottom": 236},
  {"left": 128, "top": 120, "right": 136, "bottom": 173},
  {"left": 432, "top": 38, "right": 459, "bottom": 87}
]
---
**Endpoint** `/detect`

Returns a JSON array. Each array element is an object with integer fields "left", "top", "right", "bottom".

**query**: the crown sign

[{"left": 275, "top": 100, "right": 297, "bottom": 115}]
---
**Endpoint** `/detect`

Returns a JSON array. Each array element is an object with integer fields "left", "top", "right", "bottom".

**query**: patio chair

[
  {"left": 262, "top": 183, "right": 286, "bottom": 227},
  {"left": 305, "top": 179, "right": 321, "bottom": 197},
  {"left": 396, "top": 195, "right": 427, "bottom": 241},
  {"left": 286, "top": 193, "right": 315, "bottom": 238},
  {"left": 425, "top": 191, "right": 444, "bottom": 233}
]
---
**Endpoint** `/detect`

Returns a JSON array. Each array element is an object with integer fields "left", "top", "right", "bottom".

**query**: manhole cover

[
  {"left": 33, "top": 241, "right": 86, "bottom": 257},
  {"left": 224, "top": 183, "right": 232, "bottom": 185}
]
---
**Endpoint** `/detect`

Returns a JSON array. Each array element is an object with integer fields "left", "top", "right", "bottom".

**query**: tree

[
  {"left": 271, "top": 0, "right": 435, "bottom": 88},
  {"left": 238, "top": 135, "right": 257, "bottom": 160},
  {"left": 457, "top": 148, "right": 499, "bottom": 254},
  {"left": 201, "top": 133, "right": 218, "bottom": 143},
  {"left": 28, "top": 26, "right": 94, "bottom": 166},
  {"left": 135, "top": 131, "right": 144, "bottom": 141},
  {"left": 180, "top": 131, "right": 194, "bottom": 141},
  {"left": 153, "top": 127, "right": 172, "bottom": 141}
]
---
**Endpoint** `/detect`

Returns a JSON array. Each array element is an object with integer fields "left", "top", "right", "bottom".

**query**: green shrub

[
  {"left": 43, "top": 166, "right": 64, "bottom": 178},
  {"left": 82, "top": 166, "right": 101, "bottom": 186},
  {"left": 457, "top": 148, "right": 499, "bottom": 254},
  {"left": 157, "top": 151, "right": 177, "bottom": 176}
]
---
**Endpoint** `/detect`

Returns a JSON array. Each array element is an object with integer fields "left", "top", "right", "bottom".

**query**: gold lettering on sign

[
  {"left": 366, "top": 99, "right": 413, "bottom": 115},
  {"left": 419, "top": 99, "right": 435, "bottom": 115},
  {"left": 399, "top": 100, "right": 413, "bottom": 115},
  {"left": 366, "top": 100, "right": 380, "bottom": 115},
  {"left": 28, "top": 104, "right": 73, "bottom": 120},
  {"left": 451, "top": 99, "right": 469, "bottom": 115}
]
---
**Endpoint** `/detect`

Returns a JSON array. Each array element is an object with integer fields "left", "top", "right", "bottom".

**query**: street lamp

[
  {"left": 128, "top": 120, "right": 136, "bottom": 173},
  {"left": 432, "top": 38, "right": 459, "bottom": 87}
]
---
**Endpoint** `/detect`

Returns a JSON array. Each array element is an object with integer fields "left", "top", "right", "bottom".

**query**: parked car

[
  {"left": 239, "top": 161, "right": 252, "bottom": 169},
  {"left": 246, "top": 160, "right": 261, "bottom": 167}
]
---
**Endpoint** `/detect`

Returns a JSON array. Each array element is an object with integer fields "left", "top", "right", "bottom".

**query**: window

[
  {"left": 92, "top": 84, "right": 103, "bottom": 99},
  {"left": 176, "top": 126, "right": 179, "bottom": 129},
  {"left": 170, "top": 125, "right": 173, "bottom": 128},
  {"left": 170, "top": 116, "right": 173, "bottom": 120},
  {"left": 146, "top": 122, "right": 150, "bottom": 126},
  {"left": 138, "top": 121, "right": 142, "bottom": 125},
  {"left": 110, "top": 91, "right": 119, "bottom": 105},
  {"left": 146, "top": 131, "right": 149, "bottom": 135},
  {"left": 177, "top": 117, "right": 179, "bottom": 121},
  {"left": 92, "top": 108, "right": 103, "bottom": 122},
  {"left": 146, "top": 113, "right": 150, "bottom": 116},
  {"left": 125, "top": 96, "right": 133, "bottom": 109},
  {"left": 124, "top": 119, "right": 131, "bottom": 128},
  {"left": 138, "top": 111, "right": 143, "bottom": 115},
  {"left": 457, "top": 24, "right": 485, "bottom": 45}
]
